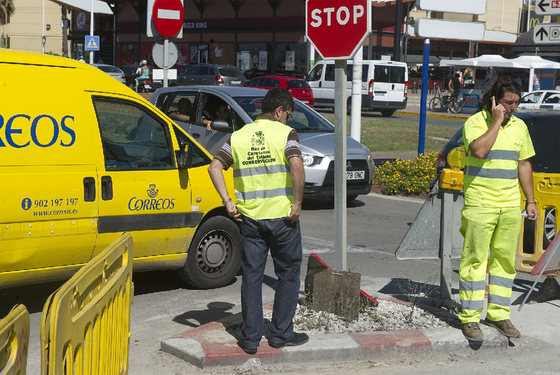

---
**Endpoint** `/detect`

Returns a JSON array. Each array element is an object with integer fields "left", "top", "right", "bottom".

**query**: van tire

[
  {"left": 380, "top": 110, "right": 395, "bottom": 117},
  {"left": 178, "top": 216, "right": 242, "bottom": 289}
]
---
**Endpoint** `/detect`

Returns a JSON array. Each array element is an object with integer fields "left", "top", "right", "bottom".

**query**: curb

[{"left": 160, "top": 301, "right": 508, "bottom": 369}]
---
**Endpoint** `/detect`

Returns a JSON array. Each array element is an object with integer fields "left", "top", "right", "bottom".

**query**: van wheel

[
  {"left": 178, "top": 216, "right": 242, "bottom": 289},
  {"left": 381, "top": 110, "right": 395, "bottom": 117}
]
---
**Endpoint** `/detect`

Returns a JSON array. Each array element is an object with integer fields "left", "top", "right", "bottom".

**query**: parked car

[
  {"left": 245, "top": 75, "right": 315, "bottom": 107},
  {"left": 150, "top": 86, "right": 374, "bottom": 200},
  {"left": 437, "top": 111, "right": 559, "bottom": 248},
  {"left": 91, "top": 63, "right": 126, "bottom": 85},
  {"left": 178, "top": 64, "right": 246, "bottom": 86},
  {"left": 518, "top": 90, "right": 560, "bottom": 110}
]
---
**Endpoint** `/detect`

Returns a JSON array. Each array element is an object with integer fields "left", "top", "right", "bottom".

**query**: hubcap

[{"left": 196, "top": 230, "right": 232, "bottom": 274}]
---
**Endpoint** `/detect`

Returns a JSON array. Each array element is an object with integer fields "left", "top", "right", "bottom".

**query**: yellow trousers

[{"left": 458, "top": 206, "right": 521, "bottom": 323}]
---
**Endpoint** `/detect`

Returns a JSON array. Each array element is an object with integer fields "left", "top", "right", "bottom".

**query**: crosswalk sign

[{"left": 85, "top": 35, "right": 100, "bottom": 51}]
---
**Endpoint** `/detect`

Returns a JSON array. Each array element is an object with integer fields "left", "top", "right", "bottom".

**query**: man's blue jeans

[{"left": 238, "top": 216, "right": 302, "bottom": 348}]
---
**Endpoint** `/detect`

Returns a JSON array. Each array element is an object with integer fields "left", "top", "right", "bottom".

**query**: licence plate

[
  {"left": 346, "top": 170, "right": 365, "bottom": 180},
  {"left": 230, "top": 80, "right": 241, "bottom": 85}
]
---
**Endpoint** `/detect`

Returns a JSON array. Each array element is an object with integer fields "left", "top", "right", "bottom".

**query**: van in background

[{"left": 306, "top": 59, "right": 408, "bottom": 117}]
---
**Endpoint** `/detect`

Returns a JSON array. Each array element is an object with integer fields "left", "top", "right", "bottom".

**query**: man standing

[
  {"left": 459, "top": 79, "right": 538, "bottom": 342},
  {"left": 208, "top": 88, "right": 308, "bottom": 354}
]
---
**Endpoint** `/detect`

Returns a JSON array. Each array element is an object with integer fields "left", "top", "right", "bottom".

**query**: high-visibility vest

[
  {"left": 463, "top": 110, "right": 535, "bottom": 207},
  {"left": 231, "top": 119, "right": 293, "bottom": 220}
]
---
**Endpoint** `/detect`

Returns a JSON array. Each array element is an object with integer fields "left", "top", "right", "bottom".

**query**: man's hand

[
  {"left": 526, "top": 202, "right": 539, "bottom": 221},
  {"left": 225, "top": 201, "right": 242, "bottom": 222},
  {"left": 285, "top": 202, "right": 301, "bottom": 223},
  {"left": 491, "top": 96, "right": 506, "bottom": 125}
]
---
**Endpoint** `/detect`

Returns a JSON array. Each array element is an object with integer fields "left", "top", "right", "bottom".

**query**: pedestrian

[
  {"left": 207, "top": 87, "right": 308, "bottom": 354},
  {"left": 459, "top": 79, "right": 538, "bottom": 342}
]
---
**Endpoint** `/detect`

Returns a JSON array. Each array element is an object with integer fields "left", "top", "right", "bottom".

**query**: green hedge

[{"left": 373, "top": 153, "right": 437, "bottom": 195}]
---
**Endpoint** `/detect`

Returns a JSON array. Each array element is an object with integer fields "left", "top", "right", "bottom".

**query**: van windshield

[{"left": 233, "top": 96, "right": 335, "bottom": 133}]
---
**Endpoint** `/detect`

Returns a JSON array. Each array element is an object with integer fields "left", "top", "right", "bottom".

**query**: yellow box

[{"left": 440, "top": 168, "right": 464, "bottom": 190}]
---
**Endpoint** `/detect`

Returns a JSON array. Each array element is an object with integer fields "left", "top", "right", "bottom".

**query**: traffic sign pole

[
  {"left": 334, "top": 59, "right": 347, "bottom": 272},
  {"left": 164, "top": 38, "right": 169, "bottom": 87}
]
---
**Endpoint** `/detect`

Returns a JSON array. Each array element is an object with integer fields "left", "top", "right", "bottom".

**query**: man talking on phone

[{"left": 458, "top": 79, "right": 538, "bottom": 342}]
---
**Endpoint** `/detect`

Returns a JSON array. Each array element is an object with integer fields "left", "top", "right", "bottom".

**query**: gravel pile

[{"left": 285, "top": 299, "right": 454, "bottom": 334}]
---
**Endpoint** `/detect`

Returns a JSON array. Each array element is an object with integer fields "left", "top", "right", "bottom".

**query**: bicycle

[{"left": 428, "top": 85, "right": 464, "bottom": 113}]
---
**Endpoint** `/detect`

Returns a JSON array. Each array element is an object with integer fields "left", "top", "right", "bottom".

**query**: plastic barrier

[
  {"left": 516, "top": 173, "right": 560, "bottom": 274},
  {"left": 41, "top": 233, "right": 133, "bottom": 374},
  {"left": 0, "top": 305, "right": 30, "bottom": 375}
]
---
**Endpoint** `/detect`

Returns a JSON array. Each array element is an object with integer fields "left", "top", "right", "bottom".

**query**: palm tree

[{"left": 0, "top": 0, "right": 15, "bottom": 48}]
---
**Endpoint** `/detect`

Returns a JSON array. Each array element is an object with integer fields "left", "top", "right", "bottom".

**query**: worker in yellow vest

[
  {"left": 208, "top": 88, "right": 307, "bottom": 354},
  {"left": 459, "top": 79, "right": 538, "bottom": 342}
]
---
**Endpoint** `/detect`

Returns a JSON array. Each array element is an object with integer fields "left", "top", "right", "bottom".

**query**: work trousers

[
  {"left": 238, "top": 216, "right": 302, "bottom": 348},
  {"left": 458, "top": 206, "right": 521, "bottom": 323}
]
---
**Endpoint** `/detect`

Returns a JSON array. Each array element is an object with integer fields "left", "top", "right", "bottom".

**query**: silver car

[
  {"left": 91, "top": 63, "right": 126, "bottom": 85},
  {"left": 150, "top": 86, "right": 374, "bottom": 200}
]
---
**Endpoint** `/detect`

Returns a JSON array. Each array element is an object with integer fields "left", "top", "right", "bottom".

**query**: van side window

[
  {"left": 325, "top": 65, "right": 335, "bottom": 81},
  {"left": 94, "top": 98, "right": 174, "bottom": 170}
]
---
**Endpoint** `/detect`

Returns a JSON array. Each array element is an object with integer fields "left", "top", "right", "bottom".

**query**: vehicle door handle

[
  {"left": 83, "top": 177, "right": 96, "bottom": 202},
  {"left": 101, "top": 176, "right": 113, "bottom": 200}
]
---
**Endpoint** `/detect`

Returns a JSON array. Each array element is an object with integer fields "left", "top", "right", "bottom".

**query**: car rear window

[
  {"left": 219, "top": 67, "right": 243, "bottom": 77},
  {"left": 523, "top": 114, "right": 560, "bottom": 173},
  {"left": 374, "top": 65, "right": 406, "bottom": 84},
  {"left": 287, "top": 80, "right": 309, "bottom": 89},
  {"left": 98, "top": 65, "right": 121, "bottom": 74}
]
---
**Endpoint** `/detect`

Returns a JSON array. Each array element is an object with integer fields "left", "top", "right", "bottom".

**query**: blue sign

[{"left": 85, "top": 35, "right": 100, "bottom": 51}]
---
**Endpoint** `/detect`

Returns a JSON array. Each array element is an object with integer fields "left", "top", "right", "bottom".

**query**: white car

[
  {"left": 518, "top": 90, "right": 560, "bottom": 110},
  {"left": 91, "top": 63, "right": 126, "bottom": 85}
]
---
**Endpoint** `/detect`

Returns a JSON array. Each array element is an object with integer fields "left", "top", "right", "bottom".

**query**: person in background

[
  {"left": 135, "top": 60, "right": 150, "bottom": 91},
  {"left": 458, "top": 79, "right": 538, "bottom": 342},
  {"left": 203, "top": 102, "right": 231, "bottom": 131},
  {"left": 169, "top": 98, "right": 193, "bottom": 123},
  {"left": 207, "top": 87, "right": 307, "bottom": 355}
]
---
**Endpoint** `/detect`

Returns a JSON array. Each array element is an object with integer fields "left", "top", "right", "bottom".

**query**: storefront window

[
  {"left": 237, "top": 43, "right": 269, "bottom": 79},
  {"left": 273, "top": 43, "right": 307, "bottom": 77}
]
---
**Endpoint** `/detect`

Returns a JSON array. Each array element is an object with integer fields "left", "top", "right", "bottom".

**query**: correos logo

[
  {"left": 0, "top": 114, "right": 76, "bottom": 148},
  {"left": 128, "top": 184, "right": 175, "bottom": 211}
]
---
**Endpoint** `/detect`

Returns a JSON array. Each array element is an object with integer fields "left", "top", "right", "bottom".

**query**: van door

[
  {"left": 91, "top": 97, "right": 198, "bottom": 259},
  {"left": 307, "top": 63, "right": 335, "bottom": 107},
  {"left": 373, "top": 63, "right": 407, "bottom": 105}
]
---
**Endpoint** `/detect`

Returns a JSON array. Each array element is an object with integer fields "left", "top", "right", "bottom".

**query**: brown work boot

[
  {"left": 461, "top": 322, "right": 484, "bottom": 342},
  {"left": 483, "top": 319, "right": 521, "bottom": 338}
]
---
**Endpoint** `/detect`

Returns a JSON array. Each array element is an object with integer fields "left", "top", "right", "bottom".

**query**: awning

[{"left": 51, "top": 0, "right": 113, "bottom": 15}]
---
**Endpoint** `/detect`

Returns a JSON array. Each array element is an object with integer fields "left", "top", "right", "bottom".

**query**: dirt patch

[{"left": 371, "top": 185, "right": 428, "bottom": 200}]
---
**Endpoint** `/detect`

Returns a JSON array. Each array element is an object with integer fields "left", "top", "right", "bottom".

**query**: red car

[{"left": 245, "top": 75, "right": 314, "bottom": 107}]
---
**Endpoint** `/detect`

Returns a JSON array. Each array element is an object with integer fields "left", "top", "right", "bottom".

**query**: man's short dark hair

[
  {"left": 262, "top": 87, "right": 294, "bottom": 115},
  {"left": 481, "top": 79, "right": 521, "bottom": 112}
]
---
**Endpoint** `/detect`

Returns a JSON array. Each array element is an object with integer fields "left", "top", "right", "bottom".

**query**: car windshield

[{"left": 233, "top": 96, "right": 334, "bottom": 133}]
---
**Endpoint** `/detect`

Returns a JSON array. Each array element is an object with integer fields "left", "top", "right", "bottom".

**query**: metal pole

[
  {"left": 350, "top": 47, "right": 363, "bottom": 142},
  {"left": 526, "top": 0, "right": 532, "bottom": 32},
  {"left": 164, "top": 38, "right": 169, "bottom": 87},
  {"left": 89, "top": 0, "right": 94, "bottom": 64},
  {"left": 418, "top": 38, "right": 429, "bottom": 156},
  {"left": 439, "top": 190, "right": 454, "bottom": 302},
  {"left": 42, "top": 0, "right": 45, "bottom": 53},
  {"left": 334, "top": 59, "right": 347, "bottom": 271}
]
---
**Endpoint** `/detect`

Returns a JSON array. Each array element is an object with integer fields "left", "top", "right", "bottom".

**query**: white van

[{"left": 306, "top": 59, "right": 408, "bottom": 117}]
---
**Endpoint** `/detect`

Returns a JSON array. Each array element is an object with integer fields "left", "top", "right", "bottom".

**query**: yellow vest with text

[{"left": 231, "top": 119, "right": 293, "bottom": 220}]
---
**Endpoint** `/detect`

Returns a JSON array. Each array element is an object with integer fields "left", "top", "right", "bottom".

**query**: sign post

[
  {"left": 306, "top": 0, "right": 371, "bottom": 271},
  {"left": 151, "top": 0, "right": 184, "bottom": 87}
]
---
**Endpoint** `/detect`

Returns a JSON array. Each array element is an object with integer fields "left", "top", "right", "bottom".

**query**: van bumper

[{"left": 362, "top": 95, "right": 407, "bottom": 110}]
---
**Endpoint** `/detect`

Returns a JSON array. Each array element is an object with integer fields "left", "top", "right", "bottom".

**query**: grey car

[
  {"left": 150, "top": 86, "right": 374, "bottom": 200},
  {"left": 178, "top": 64, "right": 246, "bottom": 86},
  {"left": 91, "top": 63, "right": 126, "bottom": 85}
]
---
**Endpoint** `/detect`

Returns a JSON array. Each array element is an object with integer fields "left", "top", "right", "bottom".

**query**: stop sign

[
  {"left": 306, "top": 0, "right": 371, "bottom": 60},
  {"left": 152, "top": 0, "right": 184, "bottom": 38}
]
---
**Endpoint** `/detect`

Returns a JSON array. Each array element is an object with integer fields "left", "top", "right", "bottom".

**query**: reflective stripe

[
  {"left": 483, "top": 150, "right": 519, "bottom": 161},
  {"left": 466, "top": 166, "right": 518, "bottom": 179},
  {"left": 460, "top": 280, "right": 486, "bottom": 292},
  {"left": 488, "top": 275, "right": 514, "bottom": 288},
  {"left": 236, "top": 187, "right": 293, "bottom": 201},
  {"left": 488, "top": 293, "right": 510, "bottom": 307},
  {"left": 461, "top": 299, "right": 485, "bottom": 311},
  {"left": 233, "top": 164, "right": 290, "bottom": 178}
]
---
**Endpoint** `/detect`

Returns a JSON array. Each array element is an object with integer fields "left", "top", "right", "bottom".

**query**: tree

[{"left": 0, "top": 0, "right": 15, "bottom": 48}]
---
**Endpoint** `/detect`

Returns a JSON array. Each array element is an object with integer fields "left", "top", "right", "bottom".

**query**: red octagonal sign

[
  {"left": 153, "top": 0, "right": 184, "bottom": 38},
  {"left": 306, "top": 0, "right": 371, "bottom": 60}
]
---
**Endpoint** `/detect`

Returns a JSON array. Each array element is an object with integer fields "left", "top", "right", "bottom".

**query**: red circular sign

[
  {"left": 306, "top": 0, "right": 371, "bottom": 59},
  {"left": 153, "top": 0, "right": 184, "bottom": 38}
]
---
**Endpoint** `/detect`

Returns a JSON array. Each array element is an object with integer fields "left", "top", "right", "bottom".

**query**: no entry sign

[
  {"left": 152, "top": 0, "right": 184, "bottom": 38},
  {"left": 306, "top": 0, "right": 371, "bottom": 60}
]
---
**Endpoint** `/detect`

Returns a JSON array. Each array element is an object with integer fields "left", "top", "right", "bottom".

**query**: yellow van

[{"left": 0, "top": 50, "right": 241, "bottom": 289}]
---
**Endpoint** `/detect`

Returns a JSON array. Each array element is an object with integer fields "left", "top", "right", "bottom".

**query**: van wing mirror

[{"left": 176, "top": 141, "right": 192, "bottom": 169}]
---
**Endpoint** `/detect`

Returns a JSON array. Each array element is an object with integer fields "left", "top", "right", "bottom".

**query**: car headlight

[{"left": 302, "top": 153, "right": 323, "bottom": 166}]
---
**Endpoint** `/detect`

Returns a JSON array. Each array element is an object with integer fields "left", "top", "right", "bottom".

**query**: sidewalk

[{"left": 160, "top": 282, "right": 559, "bottom": 369}]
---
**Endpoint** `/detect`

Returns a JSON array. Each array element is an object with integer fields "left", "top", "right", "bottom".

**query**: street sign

[
  {"left": 415, "top": 19, "right": 485, "bottom": 41},
  {"left": 84, "top": 35, "right": 100, "bottom": 51},
  {"left": 416, "top": 0, "right": 486, "bottom": 14},
  {"left": 535, "top": 0, "right": 560, "bottom": 15},
  {"left": 152, "top": 0, "right": 184, "bottom": 38},
  {"left": 305, "top": 0, "right": 371, "bottom": 60},
  {"left": 533, "top": 22, "right": 560, "bottom": 44},
  {"left": 152, "top": 41, "right": 178, "bottom": 68}
]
